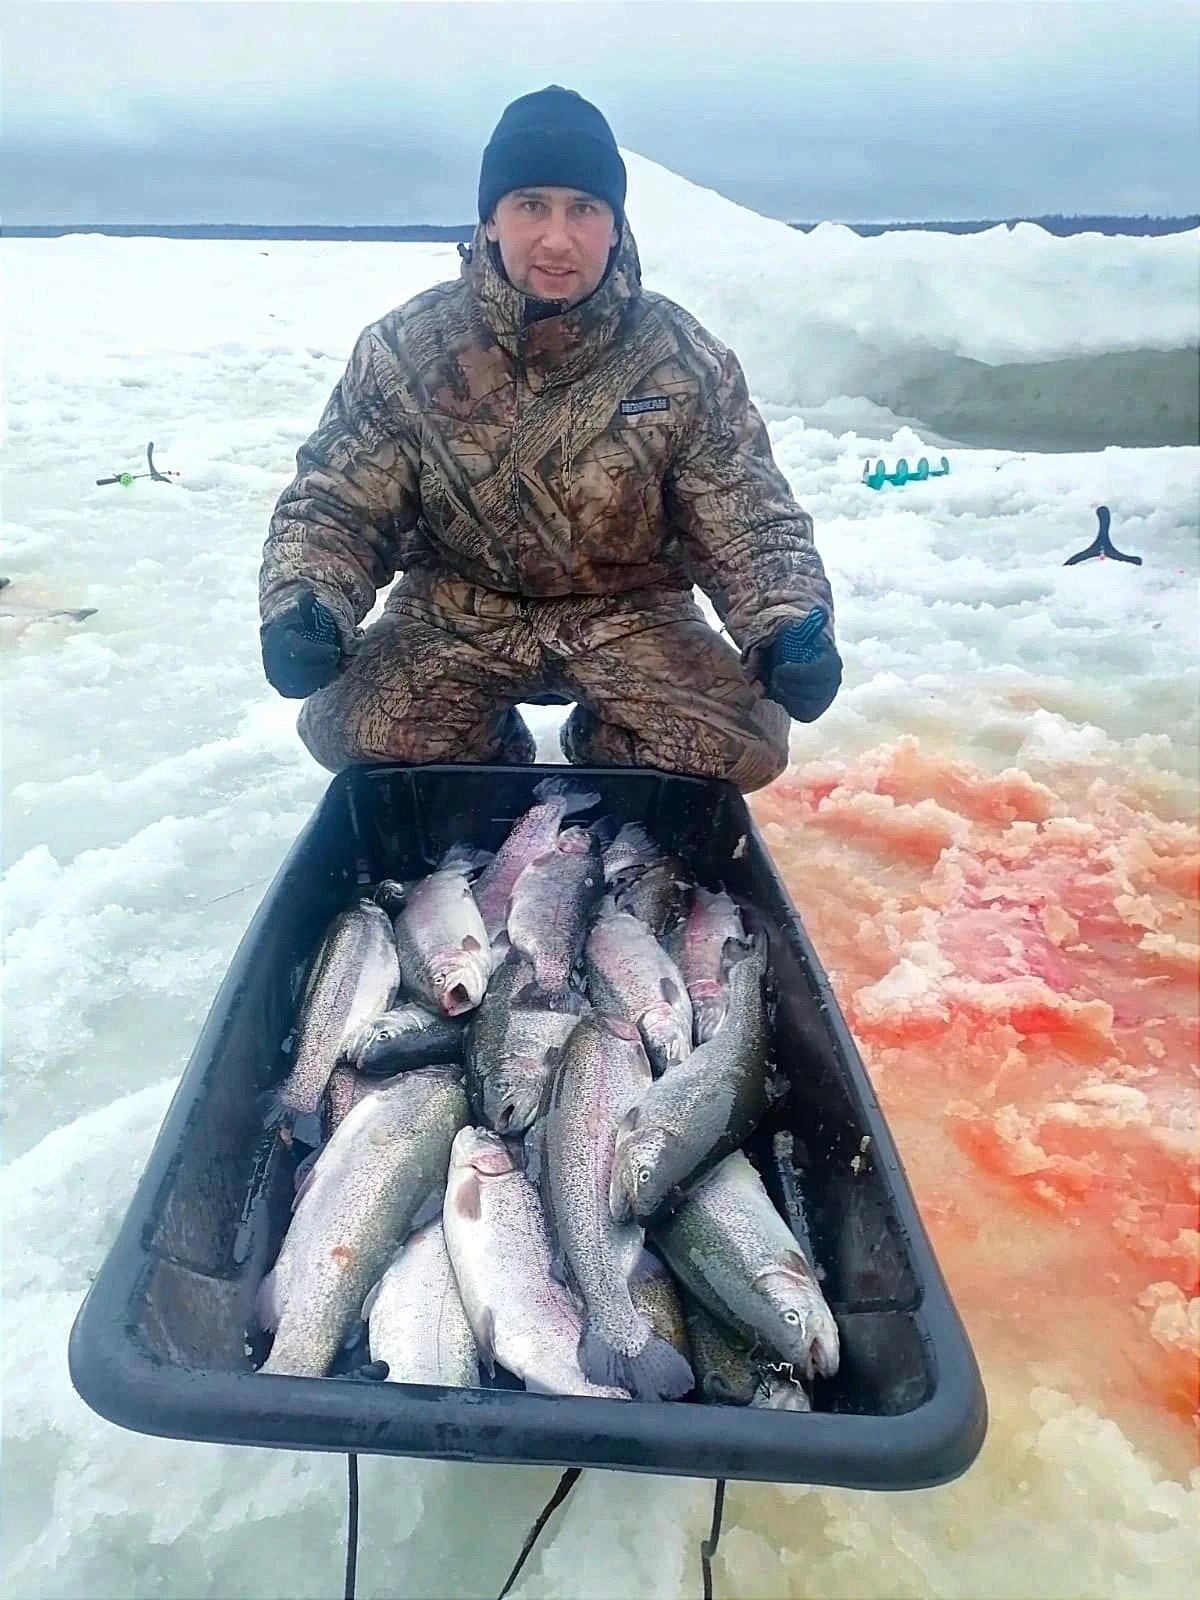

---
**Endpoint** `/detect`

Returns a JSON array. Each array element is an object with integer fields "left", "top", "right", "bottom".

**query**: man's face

[{"left": 485, "top": 186, "right": 619, "bottom": 307}]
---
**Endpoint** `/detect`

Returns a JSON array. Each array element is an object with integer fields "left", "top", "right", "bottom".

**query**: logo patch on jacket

[{"left": 620, "top": 395, "right": 671, "bottom": 416}]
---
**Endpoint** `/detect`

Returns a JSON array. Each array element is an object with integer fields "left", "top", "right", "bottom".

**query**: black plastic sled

[{"left": 68, "top": 763, "right": 987, "bottom": 1489}]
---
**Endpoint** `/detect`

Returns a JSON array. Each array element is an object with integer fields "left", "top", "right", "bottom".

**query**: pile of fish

[{"left": 255, "top": 778, "right": 840, "bottom": 1409}]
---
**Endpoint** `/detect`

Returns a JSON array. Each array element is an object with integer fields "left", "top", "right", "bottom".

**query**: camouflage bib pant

[{"left": 297, "top": 574, "right": 792, "bottom": 793}]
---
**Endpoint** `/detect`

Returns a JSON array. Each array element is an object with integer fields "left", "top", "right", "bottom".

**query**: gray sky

[{"left": 3, "top": 0, "right": 1198, "bottom": 225}]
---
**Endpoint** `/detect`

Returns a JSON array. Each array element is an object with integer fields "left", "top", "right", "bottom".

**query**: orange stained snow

[{"left": 752, "top": 737, "right": 1199, "bottom": 1463}]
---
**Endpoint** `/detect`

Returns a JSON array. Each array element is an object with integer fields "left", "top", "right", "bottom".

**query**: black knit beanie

[{"left": 478, "top": 86, "right": 627, "bottom": 225}]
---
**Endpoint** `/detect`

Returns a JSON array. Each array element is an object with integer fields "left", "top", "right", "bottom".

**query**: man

[{"left": 259, "top": 86, "right": 841, "bottom": 793}]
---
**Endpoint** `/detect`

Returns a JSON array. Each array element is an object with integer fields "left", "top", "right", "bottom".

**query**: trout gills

[
  {"left": 266, "top": 900, "right": 400, "bottom": 1148},
  {"left": 653, "top": 1149, "right": 839, "bottom": 1382},
  {"left": 543, "top": 1014, "right": 694, "bottom": 1401},
  {"left": 442, "top": 1126, "right": 628, "bottom": 1398},
  {"left": 256, "top": 1067, "right": 468, "bottom": 1377}
]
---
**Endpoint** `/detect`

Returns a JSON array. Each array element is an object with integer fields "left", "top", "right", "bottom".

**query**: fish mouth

[
  {"left": 440, "top": 984, "right": 476, "bottom": 1016},
  {"left": 643, "top": 1019, "right": 687, "bottom": 1065},
  {"left": 453, "top": 1126, "right": 515, "bottom": 1175},
  {"left": 491, "top": 1084, "right": 542, "bottom": 1135},
  {"left": 556, "top": 828, "right": 594, "bottom": 856},
  {"left": 434, "top": 967, "right": 484, "bottom": 1016}
]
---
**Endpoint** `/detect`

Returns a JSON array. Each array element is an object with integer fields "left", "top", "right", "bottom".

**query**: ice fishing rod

[{"left": 95, "top": 440, "right": 180, "bottom": 487}]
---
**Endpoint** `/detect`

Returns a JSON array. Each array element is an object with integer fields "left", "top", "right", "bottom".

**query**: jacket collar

[{"left": 461, "top": 220, "right": 642, "bottom": 385}]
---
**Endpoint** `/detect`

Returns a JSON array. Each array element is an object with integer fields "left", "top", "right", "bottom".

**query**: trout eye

[
  {"left": 782, "top": 1309, "right": 801, "bottom": 1327},
  {"left": 636, "top": 1167, "right": 652, "bottom": 1188}
]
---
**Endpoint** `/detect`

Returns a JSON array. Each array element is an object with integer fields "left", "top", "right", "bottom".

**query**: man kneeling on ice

[{"left": 258, "top": 86, "right": 842, "bottom": 793}]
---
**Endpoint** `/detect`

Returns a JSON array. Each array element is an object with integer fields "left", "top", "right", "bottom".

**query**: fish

[
  {"left": 668, "top": 888, "right": 752, "bottom": 1043},
  {"left": 473, "top": 778, "right": 601, "bottom": 943},
  {"left": 754, "top": 1371, "right": 814, "bottom": 1411},
  {"left": 392, "top": 847, "right": 493, "bottom": 1017},
  {"left": 609, "top": 942, "right": 778, "bottom": 1225},
  {"left": 628, "top": 1249, "right": 692, "bottom": 1364},
  {"left": 601, "top": 822, "right": 662, "bottom": 885},
  {"left": 506, "top": 825, "right": 604, "bottom": 1006},
  {"left": 256, "top": 1066, "right": 468, "bottom": 1377},
  {"left": 441, "top": 1126, "right": 628, "bottom": 1399},
  {"left": 684, "top": 1299, "right": 812, "bottom": 1410},
  {"left": 652, "top": 1148, "right": 839, "bottom": 1382},
  {"left": 347, "top": 1003, "right": 466, "bottom": 1075},
  {"left": 265, "top": 899, "right": 400, "bottom": 1148},
  {"left": 543, "top": 1013, "right": 694, "bottom": 1401},
  {"left": 465, "top": 946, "right": 584, "bottom": 1133},
  {"left": 613, "top": 856, "right": 692, "bottom": 938},
  {"left": 362, "top": 1219, "right": 479, "bottom": 1388},
  {"left": 584, "top": 908, "right": 693, "bottom": 1074}
]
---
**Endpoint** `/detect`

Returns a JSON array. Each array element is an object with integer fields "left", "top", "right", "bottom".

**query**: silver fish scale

[
  {"left": 670, "top": 888, "right": 748, "bottom": 1041},
  {"left": 653, "top": 1149, "right": 839, "bottom": 1379},
  {"left": 466, "top": 950, "right": 575, "bottom": 1130},
  {"left": 584, "top": 911, "right": 693, "bottom": 1070},
  {"left": 481, "top": 1008, "right": 580, "bottom": 1133},
  {"left": 614, "top": 857, "right": 691, "bottom": 938},
  {"left": 507, "top": 830, "right": 603, "bottom": 996},
  {"left": 612, "top": 948, "right": 772, "bottom": 1219},
  {"left": 325, "top": 1064, "right": 372, "bottom": 1133},
  {"left": 365, "top": 1221, "right": 479, "bottom": 1387},
  {"left": 473, "top": 782, "right": 597, "bottom": 942},
  {"left": 628, "top": 1253, "right": 691, "bottom": 1359},
  {"left": 259, "top": 1069, "right": 468, "bottom": 1376},
  {"left": 544, "top": 1017, "right": 654, "bottom": 1365},
  {"left": 466, "top": 947, "right": 535, "bottom": 1077},
  {"left": 277, "top": 902, "right": 400, "bottom": 1125},
  {"left": 684, "top": 1299, "right": 763, "bottom": 1404},
  {"left": 442, "top": 1129, "right": 627, "bottom": 1397},
  {"left": 601, "top": 822, "right": 661, "bottom": 884}
]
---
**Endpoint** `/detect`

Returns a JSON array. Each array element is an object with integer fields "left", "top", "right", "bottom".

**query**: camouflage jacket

[{"left": 260, "top": 221, "right": 835, "bottom": 666}]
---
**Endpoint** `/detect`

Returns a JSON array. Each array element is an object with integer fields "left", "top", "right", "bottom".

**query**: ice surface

[{"left": 1, "top": 149, "right": 1197, "bottom": 1597}]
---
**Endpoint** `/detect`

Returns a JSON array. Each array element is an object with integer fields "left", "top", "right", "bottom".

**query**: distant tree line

[{"left": 4, "top": 214, "right": 1198, "bottom": 241}]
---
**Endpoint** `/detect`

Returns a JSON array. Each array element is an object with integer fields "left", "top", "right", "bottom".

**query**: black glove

[
  {"left": 763, "top": 606, "right": 843, "bottom": 723},
  {"left": 260, "top": 588, "right": 344, "bottom": 699}
]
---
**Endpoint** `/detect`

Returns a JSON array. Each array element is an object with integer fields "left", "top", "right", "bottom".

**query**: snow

[{"left": 1, "top": 151, "right": 1197, "bottom": 1599}]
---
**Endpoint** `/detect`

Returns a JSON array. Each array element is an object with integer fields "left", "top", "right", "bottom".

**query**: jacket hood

[{"left": 460, "top": 218, "right": 643, "bottom": 384}]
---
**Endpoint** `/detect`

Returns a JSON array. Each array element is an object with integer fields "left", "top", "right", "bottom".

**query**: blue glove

[
  {"left": 764, "top": 606, "right": 842, "bottom": 723},
  {"left": 260, "top": 588, "right": 343, "bottom": 699}
]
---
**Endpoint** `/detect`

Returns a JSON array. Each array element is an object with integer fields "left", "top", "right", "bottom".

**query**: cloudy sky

[{"left": 3, "top": 0, "right": 1198, "bottom": 226}]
